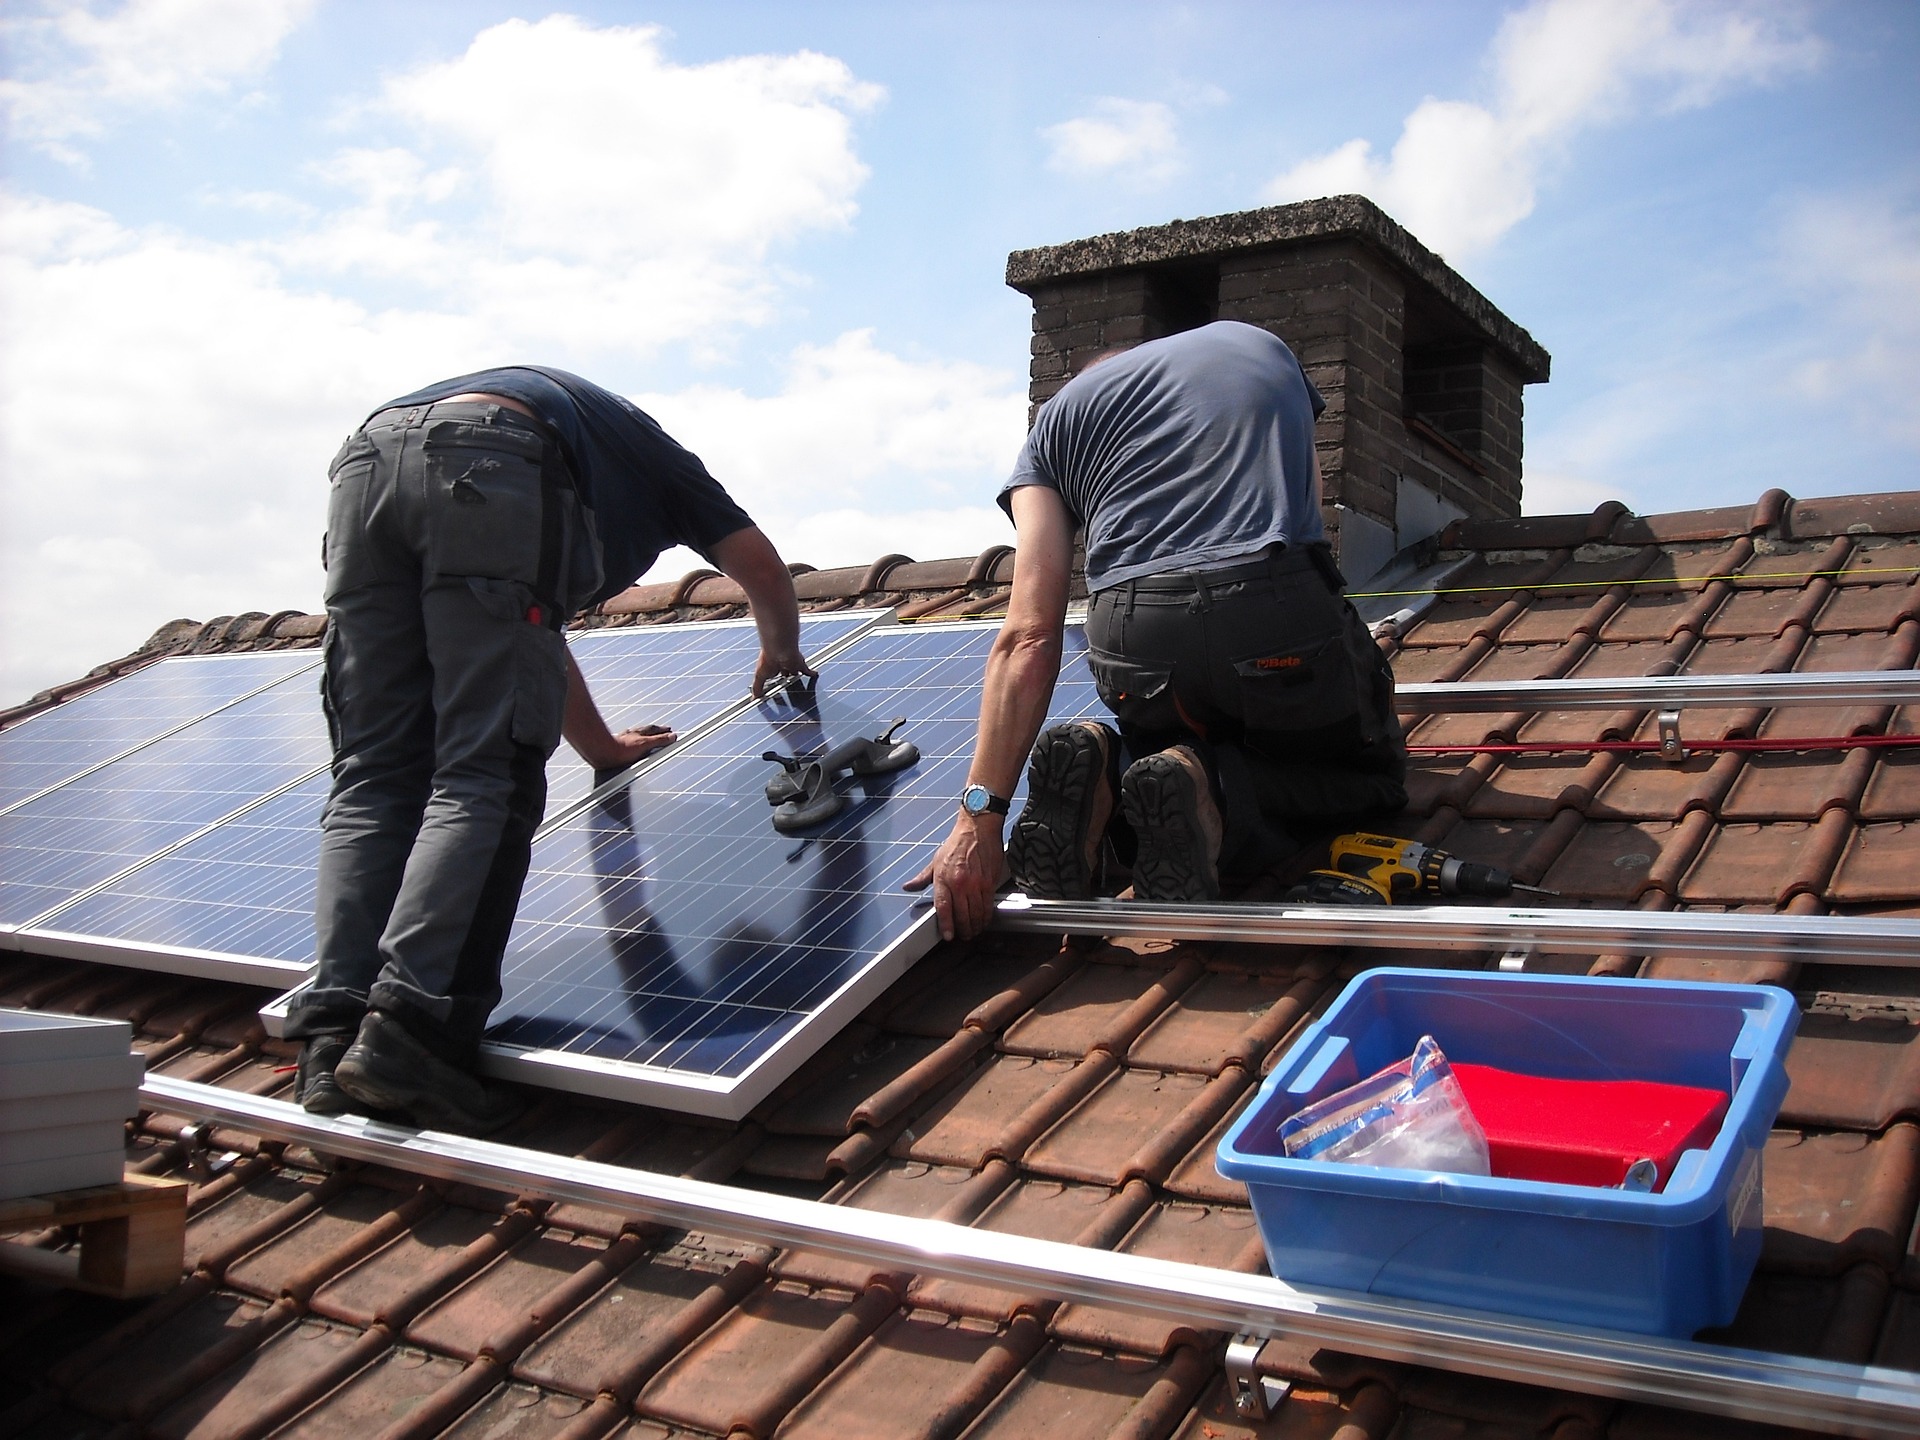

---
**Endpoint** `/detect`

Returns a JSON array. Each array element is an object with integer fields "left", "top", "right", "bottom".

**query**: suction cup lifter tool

[{"left": 763, "top": 719, "right": 919, "bottom": 833}]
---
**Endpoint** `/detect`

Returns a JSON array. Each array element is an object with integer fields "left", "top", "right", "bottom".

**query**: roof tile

[
  {"left": 1168, "top": 1375, "right": 1399, "bottom": 1440},
  {"left": 1781, "top": 1013, "right": 1920, "bottom": 1131},
  {"left": 1001, "top": 954, "right": 1202, "bottom": 1060},
  {"left": 405, "top": 1227, "right": 616, "bottom": 1362},
  {"left": 1762, "top": 1125, "right": 1920, "bottom": 1276},
  {"left": 1537, "top": 820, "right": 1672, "bottom": 903},
  {"left": 1828, "top": 822, "right": 1920, "bottom": 905},
  {"left": 435, "top": 1382, "right": 597, "bottom": 1440},
  {"left": 222, "top": 1181, "right": 435, "bottom": 1301},
  {"left": 959, "top": 1341, "right": 1214, "bottom": 1439},
  {"left": 1699, "top": 1262, "right": 1890, "bottom": 1364},
  {"left": 271, "top": 1342, "right": 469, "bottom": 1438},
  {"left": 1127, "top": 968, "right": 1327, "bottom": 1076},
  {"left": 775, "top": 1310, "right": 1041, "bottom": 1440},
  {"left": 1024, "top": 1067, "right": 1216, "bottom": 1185},
  {"left": 1049, "top": 1200, "right": 1263, "bottom": 1356},
  {"left": 148, "top": 1315, "right": 370, "bottom": 1440},
  {"left": 67, "top": 1289, "right": 283, "bottom": 1423},
  {"left": 893, "top": 1054, "right": 1079, "bottom": 1169},
  {"left": 905, "top": 1178, "right": 1149, "bottom": 1322},
  {"left": 310, "top": 1205, "right": 535, "bottom": 1329},
  {"left": 636, "top": 1281, "right": 896, "bottom": 1437},
  {"left": 512, "top": 1245, "right": 764, "bottom": 1402},
  {"left": 1860, "top": 754, "right": 1920, "bottom": 821}
]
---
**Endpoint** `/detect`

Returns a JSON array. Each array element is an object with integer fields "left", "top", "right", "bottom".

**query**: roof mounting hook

[
  {"left": 1225, "top": 1335, "right": 1292, "bottom": 1420},
  {"left": 1657, "top": 709, "right": 1687, "bottom": 764}
]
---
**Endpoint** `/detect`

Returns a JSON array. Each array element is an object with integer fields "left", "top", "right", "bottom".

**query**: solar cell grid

[
  {"left": 31, "top": 772, "right": 331, "bottom": 967},
  {"left": 548, "top": 612, "right": 879, "bottom": 818},
  {"left": 0, "top": 670, "right": 331, "bottom": 928},
  {"left": 484, "top": 622, "right": 1107, "bottom": 1110},
  {"left": 0, "top": 652, "right": 318, "bottom": 813}
]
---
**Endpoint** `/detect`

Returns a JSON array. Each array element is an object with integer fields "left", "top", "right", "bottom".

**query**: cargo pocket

[
  {"left": 1087, "top": 646, "right": 1179, "bottom": 731},
  {"left": 318, "top": 624, "right": 343, "bottom": 755},
  {"left": 424, "top": 420, "right": 548, "bottom": 585},
  {"left": 1232, "top": 630, "right": 1365, "bottom": 734},
  {"left": 554, "top": 484, "right": 605, "bottom": 616},
  {"left": 322, "top": 434, "right": 379, "bottom": 600},
  {"left": 465, "top": 577, "right": 568, "bottom": 754}
]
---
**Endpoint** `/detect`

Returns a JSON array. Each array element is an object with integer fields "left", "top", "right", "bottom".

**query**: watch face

[{"left": 962, "top": 784, "right": 989, "bottom": 815}]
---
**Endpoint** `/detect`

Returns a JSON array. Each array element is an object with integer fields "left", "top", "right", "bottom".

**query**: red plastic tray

[{"left": 1452, "top": 1063, "right": 1729, "bottom": 1189}]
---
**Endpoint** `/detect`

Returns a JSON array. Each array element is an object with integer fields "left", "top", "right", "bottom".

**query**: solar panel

[
  {"left": 12, "top": 612, "right": 887, "bottom": 982},
  {"left": 472, "top": 621, "right": 1107, "bottom": 1117},
  {"left": 0, "top": 652, "right": 318, "bottom": 814},
  {"left": 0, "top": 667, "right": 331, "bottom": 930}
]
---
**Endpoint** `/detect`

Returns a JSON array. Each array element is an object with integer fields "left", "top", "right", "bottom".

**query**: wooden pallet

[{"left": 0, "top": 1172, "right": 189, "bottom": 1297}]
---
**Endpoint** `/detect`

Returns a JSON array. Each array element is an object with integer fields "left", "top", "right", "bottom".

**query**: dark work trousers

[
  {"left": 1084, "top": 543, "right": 1407, "bottom": 878},
  {"left": 286, "top": 400, "right": 599, "bottom": 1063}
]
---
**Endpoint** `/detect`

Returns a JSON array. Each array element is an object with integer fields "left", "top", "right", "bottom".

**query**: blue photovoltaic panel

[
  {"left": 0, "top": 668, "right": 331, "bottom": 928},
  {"left": 29, "top": 772, "right": 331, "bottom": 967},
  {"left": 482, "top": 622, "right": 1107, "bottom": 1112},
  {"left": 0, "top": 652, "right": 318, "bottom": 813},
  {"left": 17, "top": 613, "right": 882, "bottom": 975},
  {"left": 548, "top": 612, "right": 880, "bottom": 818}
]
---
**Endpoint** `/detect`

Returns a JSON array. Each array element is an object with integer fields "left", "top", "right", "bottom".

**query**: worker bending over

[
  {"left": 287, "top": 367, "right": 813, "bottom": 1132},
  {"left": 911, "top": 321, "right": 1406, "bottom": 940}
]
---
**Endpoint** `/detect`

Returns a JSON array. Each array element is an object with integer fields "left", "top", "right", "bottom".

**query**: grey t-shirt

[{"left": 999, "top": 321, "right": 1327, "bottom": 591}]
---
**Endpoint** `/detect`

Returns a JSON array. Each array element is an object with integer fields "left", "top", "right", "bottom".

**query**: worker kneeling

[{"left": 910, "top": 321, "right": 1407, "bottom": 941}]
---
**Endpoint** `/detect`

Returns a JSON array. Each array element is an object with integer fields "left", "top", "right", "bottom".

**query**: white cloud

[
  {"left": 272, "top": 17, "right": 884, "bottom": 358},
  {"left": 0, "top": 17, "right": 914, "bottom": 704},
  {"left": 633, "top": 329, "right": 1027, "bottom": 571},
  {"left": 1263, "top": 0, "right": 1822, "bottom": 261},
  {"left": 1043, "top": 98, "right": 1181, "bottom": 183},
  {"left": 1777, "top": 190, "right": 1920, "bottom": 448},
  {"left": 1, "top": 0, "right": 316, "bottom": 159}
]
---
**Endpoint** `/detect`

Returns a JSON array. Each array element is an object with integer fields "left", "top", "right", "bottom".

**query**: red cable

[{"left": 1407, "top": 734, "right": 1920, "bottom": 757}]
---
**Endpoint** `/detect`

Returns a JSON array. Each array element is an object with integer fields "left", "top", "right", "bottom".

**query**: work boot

[
  {"left": 1121, "top": 745, "right": 1223, "bottom": 902},
  {"left": 1007, "top": 721, "right": 1119, "bottom": 900},
  {"left": 334, "top": 1011, "right": 526, "bottom": 1136},
  {"left": 296, "top": 1033, "right": 354, "bottom": 1116}
]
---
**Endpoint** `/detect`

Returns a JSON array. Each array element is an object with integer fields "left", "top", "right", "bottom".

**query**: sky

[{"left": 1, "top": 0, "right": 1916, "bottom": 706}]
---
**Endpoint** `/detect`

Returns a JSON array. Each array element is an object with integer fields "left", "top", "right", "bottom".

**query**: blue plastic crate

[{"left": 1216, "top": 969, "right": 1798, "bottom": 1337}]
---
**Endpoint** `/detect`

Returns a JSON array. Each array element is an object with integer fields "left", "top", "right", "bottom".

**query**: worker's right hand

[
  {"left": 572, "top": 723, "right": 675, "bottom": 773},
  {"left": 751, "top": 646, "right": 817, "bottom": 699},
  {"left": 904, "top": 815, "right": 1006, "bottom": 942}
]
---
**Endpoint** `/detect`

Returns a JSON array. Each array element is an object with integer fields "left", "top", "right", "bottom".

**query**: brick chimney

[{"left": 1005, "top": 195, "right": 1551, "bottom": 582}]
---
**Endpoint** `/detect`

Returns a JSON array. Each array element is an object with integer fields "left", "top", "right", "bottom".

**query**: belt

[
  {"left": 1119, "top": 543, "right": 1322, "bottom": 593},
  {"left": 362, "top": 396, "right": 547, "bottom": 435}
]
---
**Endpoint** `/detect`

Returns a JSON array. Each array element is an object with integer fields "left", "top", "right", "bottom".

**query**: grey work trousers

[
  {"left": 286, "top": 400, "right": 597, "bottom": 1060},
  {"left": 1084, "top": 542, "right": 1408, "bottom": 877}
]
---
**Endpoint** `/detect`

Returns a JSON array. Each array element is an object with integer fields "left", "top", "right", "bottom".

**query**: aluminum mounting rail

[
  {"left": 1396, "top": 669, "right": 1920, "bottom": 714},
  {"left": 991, "top": 897, "right": 1920, "bottom": 967},
  {"left": 143, "top": 1074, "right": 1918, "bottom": 1438}
]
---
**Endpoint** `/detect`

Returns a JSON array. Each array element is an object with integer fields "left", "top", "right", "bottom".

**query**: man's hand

[
  {"left": 570, "top": 723, "right": 675, "bottom": 773},
  {"left": 751, "top": 646, "right": 816, "bottom": 699},
  {"left": 903, "top": 814, "right": 1006, "bottom": 942}
]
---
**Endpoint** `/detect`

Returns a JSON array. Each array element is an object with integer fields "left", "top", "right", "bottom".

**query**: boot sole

[
  {"left": 1122, "top": 756, "right": 1220, "bottom": 903},
  {"left": 1007, "top": 726, "right": 1109, "bottom": 900}
]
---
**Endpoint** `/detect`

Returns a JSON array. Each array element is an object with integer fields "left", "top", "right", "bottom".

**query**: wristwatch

[{"left": 961, "top": 783, "right": 1010, "bottom": 818}]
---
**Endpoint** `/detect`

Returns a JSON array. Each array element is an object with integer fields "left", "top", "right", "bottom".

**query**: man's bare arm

[
  {"left": 905, "top": 485, "right": 1076, "bottom": 941},
  {"left": 562, "top": 647, "right": 675, "bottom": 771},
  {"left": 707, "top": 525, "right": 815, "bottom": 697}
]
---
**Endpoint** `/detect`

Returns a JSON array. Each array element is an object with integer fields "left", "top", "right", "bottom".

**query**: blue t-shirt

[
  {"left": 1000, "top": 321, "right": 1327, "bottom": 591},
  {"left": 377, "top": 366, "right": 754, "bottom": 606}
]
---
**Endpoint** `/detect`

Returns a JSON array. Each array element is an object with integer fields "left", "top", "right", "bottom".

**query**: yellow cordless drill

[{"left": 1284, "top": 832, "right": 1559, "bottom": 905}]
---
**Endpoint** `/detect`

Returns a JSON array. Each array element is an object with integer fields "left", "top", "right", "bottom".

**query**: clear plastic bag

[{"left": 1280, "top": 1034, "right": 1492, "bottom": 1176}]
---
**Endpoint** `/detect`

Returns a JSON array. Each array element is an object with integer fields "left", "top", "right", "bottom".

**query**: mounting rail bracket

[
  {"left": 1657, "top": 709, "right": 1687, "bottom": 764},
  {"left": 1225, "top": 1334, "right": 1292, "bottom": 1419}
]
